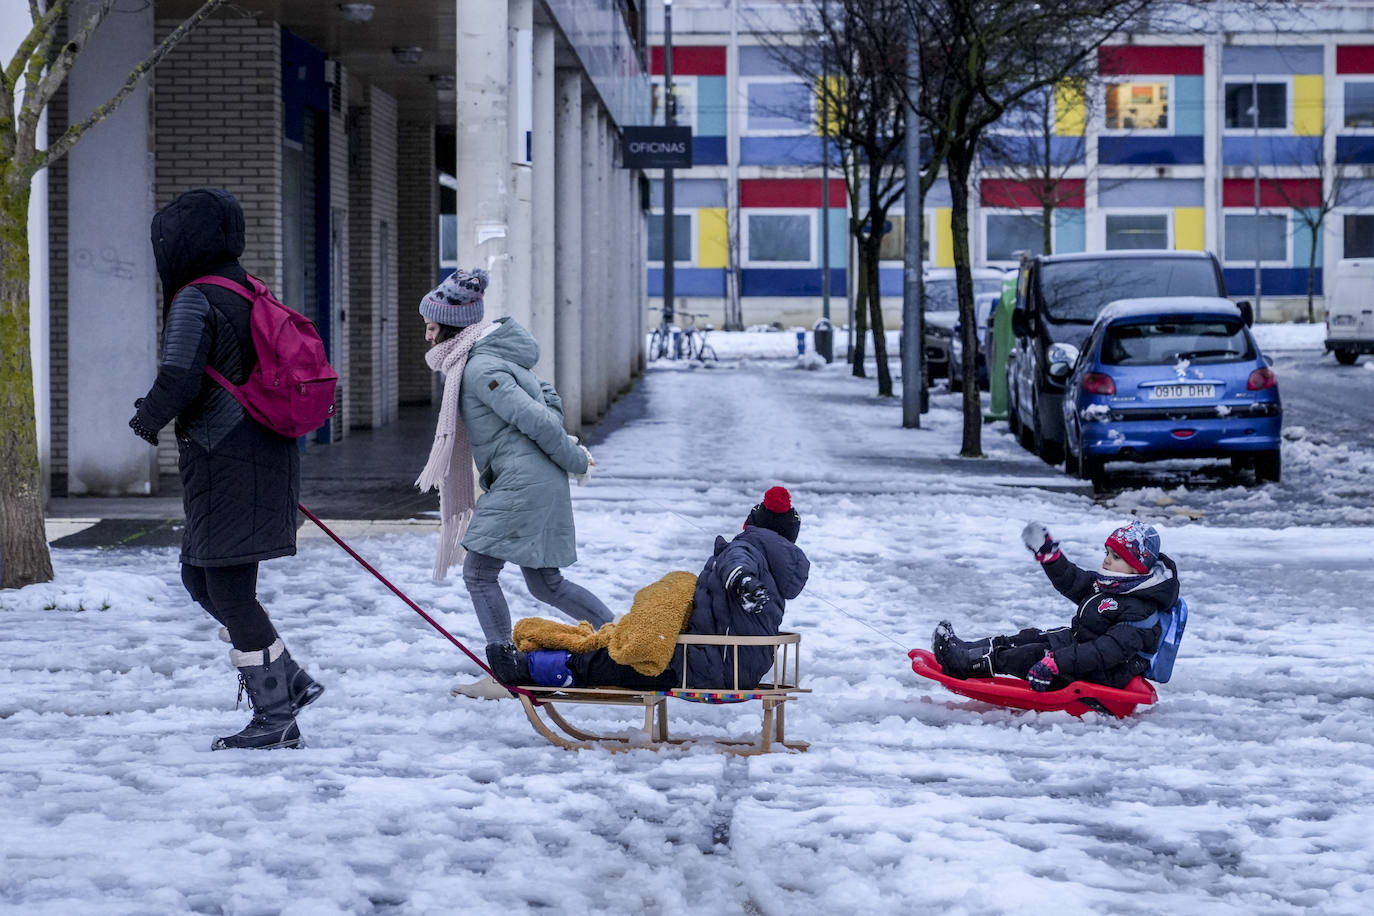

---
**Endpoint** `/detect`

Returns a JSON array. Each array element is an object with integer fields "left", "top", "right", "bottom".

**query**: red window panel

[
  {"left": 1098, "top": 45, "right": 1204, "bottom": 76},
  {"left": 650, "top": 46, "right": 727, "bottom": 76},
  {"left": 1337, "top": 46, "right": 1374, "bottom": 75},
  {"left": 1222, "top": 178, "right": 1322, "bottom": 208},
  {"left": 981, "top": 179, "right": 1085, "bottom": 209},
  {"left": 740, "top": 179, "right": 848, "bottom": 208}
]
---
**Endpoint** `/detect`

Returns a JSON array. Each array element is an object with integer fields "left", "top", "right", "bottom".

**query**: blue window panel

[
  {"left": 1223, "top": 267, "right": 1319, "bottom": 297},
  {"left": 1222, "top": 45, "right": 1323, "bottom": 75},
  {"left": 1292, "top": 210, "right": 1323, "bottom": 269},
  {"left": 740, "top": 268, "right": 846, "bottom": 296},
  {"left": 647, "top": 268, "right": 728, "bottom": 298},
  {"left": 1174, "top": 77, "right": 1206, "bottom": 136},
  {"left": 1055, "top": 209, "right": 1087, "bottom": 254},
  {"left": 741, "top": 135, "right": 825, "bottom": 166},
  {"left": 879, "top": 267, "right": 903, "bottom": 298},
  {"left": 980, "top": 135, "right": 1085, "bottom": 168},
  {"left": 826, "top": 209, "right": 847, "bottom": 268},
  {"left": 692, "top": 136, "right": 728, "bottom": 165},
  {"left": 649, "top": 178, "right": 728, "bottom": 208},
  {"left": 739, "top": 45, "right": 799, "bottom": 76},
  {"left": 1098, "top": 136, "right": 1205, "bottom": 165},
  {"left": 1336, "top": 136, "right": 1374, "bottom": 165},
  {"left": 1100, "top": 179, "right": 1205, "bottom": 208},
  {"left": 1337, "top": 178, "right": 1374, "bottom": 207},
  {"left": 697, "top": 77, "right": 728, "bottom": 136},
  {"left": 1222, "top": 135, "right": 1322, "bottom": 167}
]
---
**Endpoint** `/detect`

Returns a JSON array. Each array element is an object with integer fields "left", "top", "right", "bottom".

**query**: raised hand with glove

[
  {"left": 1020, "top": 521, "right": 1061, "bottom": 564},
  {"left": 726, "top": 566, "right": 773, "bottom": 613},
  {"left": 1027, "top": 652, "right": 1060, "bottom": 691}
]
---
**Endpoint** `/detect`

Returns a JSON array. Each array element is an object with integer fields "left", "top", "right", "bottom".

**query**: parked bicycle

[
  {"left": 647, "top": 307, "right": 673, "bottom": 362},
  {"left": 678, "top": 313, "right": 718, "bottom": 362}
]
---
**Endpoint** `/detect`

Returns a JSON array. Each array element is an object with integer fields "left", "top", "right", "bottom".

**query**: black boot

[
  {"left": 212, "top": 639, "right": 302, "bottom": 750},
  {"left": 220, "top": 628, "right": 323, "bottom": 714},
  {"left": 941, "top": 638, "right": 997, "bottom": 680},
  {"left": 485, "top": 641, "right": 532, "bottom": 685}
]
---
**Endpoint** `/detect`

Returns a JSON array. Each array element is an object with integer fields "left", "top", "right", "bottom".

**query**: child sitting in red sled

[{"left": 932, "top": 520, "right": 1179, "bottom": 691}]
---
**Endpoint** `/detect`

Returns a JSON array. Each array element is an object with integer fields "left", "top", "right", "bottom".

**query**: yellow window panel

[
  {"left": 1293, "top": 75, "right": 1323, "bottom": 137},
  {"left": 1055, "top": 80, "right": 1086, "bottom": 137},
  {"left": 697, "top": 207, "right": 729, "bottom": 269},
  {"left": 814, "top": 75, "right": 845, "bottom": 136},
  {"left": 1174, "top": 207, "right": 1204, "bottom": 251},
  {"left": 936, "top": 208, "right": 953, "bottom": 268}
]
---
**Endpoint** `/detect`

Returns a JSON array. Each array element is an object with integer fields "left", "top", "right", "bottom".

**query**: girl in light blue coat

[{"left": 416, "top": 269, "right": 612, "bottom": 648}]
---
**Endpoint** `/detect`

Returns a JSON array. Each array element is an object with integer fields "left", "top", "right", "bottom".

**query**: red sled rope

[{"left": 297, "top": 503, "right": 536, "bottom": 701}]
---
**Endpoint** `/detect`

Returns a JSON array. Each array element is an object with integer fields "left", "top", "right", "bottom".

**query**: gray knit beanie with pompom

[{"left": 420, "top": 267, "right": 488, "bottom": 327}]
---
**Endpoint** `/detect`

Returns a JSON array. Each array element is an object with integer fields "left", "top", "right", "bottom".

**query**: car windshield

[
  {"left": 1101, "top": 318, "right": 1256, "bottom": 366},
  {"left": 925, "top": 277, "right": 1004, "bottom": 311},
  {"left": 1040, "top": 258, "right": 1222, "bottom": 323}
]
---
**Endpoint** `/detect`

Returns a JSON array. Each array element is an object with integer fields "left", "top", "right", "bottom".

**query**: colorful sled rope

[{"left": 908, "top": 648, "right": 1157, "bottom": 718}]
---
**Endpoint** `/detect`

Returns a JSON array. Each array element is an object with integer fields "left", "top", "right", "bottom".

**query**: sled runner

[
  {"left": 517, "top": 632, "right": 809, "bottom": 755},
  {"left": 908, "top": 648, "right": 1157, "bottom": 718}
]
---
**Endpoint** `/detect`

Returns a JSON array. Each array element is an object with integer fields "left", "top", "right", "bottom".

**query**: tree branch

[
  {"left": 27, "top": 0, "right": 228, "bottom": 180},
  {"left": 3, "top": 0, "right": 68, "bottom": 92}
]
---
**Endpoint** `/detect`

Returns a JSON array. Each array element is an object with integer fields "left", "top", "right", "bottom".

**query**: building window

[
  {"left": 743, "top": 78, "right": 813, "bottom": 134},
  {"left": 1224, "top": 81, "right": 1288, "bottom": 130},
  {"left": 647, "top": 212, "right": 693, "bottom": 264},
  {"left": 877, "top": 213, "right": 934, "bottom": 263},
  {"left": 743, "top": 211, "right": 814, "bottom": 266},
  {"left": 1224, "top": 212, "right": 1288, "bottom": 264},
  {"left": 1104, "top": 80, "right": 1170, "bottom": 131},
  {"left": 1105, "top": 213, "right": 1169, "bottom": 250},
  {"left": 438, "top": 213, "right": 457, "bottom": 269},
  {"left": 651, "top": 76, "right": 697, "bottom": 132},
  {"left": 985, "top": 213, "right": 1046, "bottom": 262},
  {"left": 1343, "top": 80, "right": 1374, "bottom": 130},
  {"left": 1344, "top": 214, "right": 1374, "bottom": 258}
]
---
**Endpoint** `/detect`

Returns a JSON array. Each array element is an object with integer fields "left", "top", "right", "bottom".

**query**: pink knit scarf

[{"left": 416, "top": 321, "right": 492, "bottom": 579}]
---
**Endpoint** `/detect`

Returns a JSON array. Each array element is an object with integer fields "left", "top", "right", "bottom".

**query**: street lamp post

[
  {"left": 662, "top": 0, "right": 676, "bottom": 331},
  {"left": 1251, "top": 74, "right": 1263, "bottom": 320}
]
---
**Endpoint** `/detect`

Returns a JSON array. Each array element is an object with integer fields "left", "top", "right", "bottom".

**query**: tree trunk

[
  {"left": 1308, "top": 237, "right": 1317, "bottom": 324},
  {"left": 1042, "top": 202, "right": 1054, "bottom": 255},
  {"left": 0, "top": 182, "right": 55, "bottom": 588},
  {"left": 852, "top": 221, "right": 869, "bottom": 378},
  {"left": 947, "top": 147, "right": 983, "bottom": 458},
  {"left": 863, "top": 234, "right": 892, "bottom": 397}
]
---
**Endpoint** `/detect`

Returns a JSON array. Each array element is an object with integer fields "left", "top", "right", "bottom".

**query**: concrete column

[
  {"left": 67, "top": 1, "right": 157, "bottom": 495},
  {"left": 456, "top": 0, "right": 511, "bottom": 318},
  {"left": 397, "top": 116, "right": 437, "bottom": 404},
  {"left": 530, "top": 22, "right": 556, "bottom": 379},
  {"left": 554, "top": 70, "right": 585, "bottom": 433},
  {"left": 1203, "top": 35, "right": 1222, "bottom": 254},
  {"left": 610, "top": 119, "right": 632, "bottom": 394},
  {"left": 580, "top": 93, "right": 603, "bottom": 425},
  {"left": 506, "top": 0, "right": 533, "bottom": 333}
]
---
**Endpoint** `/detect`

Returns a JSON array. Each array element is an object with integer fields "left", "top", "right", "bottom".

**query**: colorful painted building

[{"left": 649, "top": 2, "right": 1374, "bottom": 324}]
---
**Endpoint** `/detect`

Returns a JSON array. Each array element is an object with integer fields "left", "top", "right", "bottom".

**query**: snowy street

[{"left": 4, "top": 331, "right": 1373, "bottom": 915}]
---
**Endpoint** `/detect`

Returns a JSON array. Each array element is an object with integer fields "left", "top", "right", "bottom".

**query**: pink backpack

[{"left": 189, "top": 274, "right": 338, "bottom": 438}]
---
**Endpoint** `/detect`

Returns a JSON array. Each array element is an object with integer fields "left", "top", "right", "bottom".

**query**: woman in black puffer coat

[{"left": 130, "top": 188, "right": 321, "bottom": 751}]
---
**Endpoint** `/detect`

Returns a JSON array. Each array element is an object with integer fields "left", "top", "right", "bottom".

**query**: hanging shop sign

[{"left": 621, "top": 126, "right": 693, "bottom": 168}]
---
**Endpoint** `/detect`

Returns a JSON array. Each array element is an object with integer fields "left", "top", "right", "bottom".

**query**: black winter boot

[
  {"left": 485, "top": 641, "right": 532, "bottom": 685},
  {"left": 941, "top": 638, "right": 998, "bottom": 680},
  {"left": 212, "top": 639, "right": 302, "bottom": 750},
  {"left": 219, "top": 628, "right": 323, "bottom": 714}
]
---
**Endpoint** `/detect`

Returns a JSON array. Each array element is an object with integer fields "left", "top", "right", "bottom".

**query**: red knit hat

[{"left": 746, "top": 486, "right": 800, "bottom": 542}]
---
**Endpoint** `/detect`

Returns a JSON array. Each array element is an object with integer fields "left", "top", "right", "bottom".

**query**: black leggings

[
  {"left": 566, "top": 648, "right": 681, "bottom": 691},
  {"left": 180, "top": 563, "right": 276, "bottom": 651}
]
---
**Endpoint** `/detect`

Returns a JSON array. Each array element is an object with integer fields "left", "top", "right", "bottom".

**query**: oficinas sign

[{"left": 621, "top": 126, "right": 693, "bottom": 168}]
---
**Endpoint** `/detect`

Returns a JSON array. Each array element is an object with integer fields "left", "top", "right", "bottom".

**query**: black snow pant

[
  {"left": 181, "top": 562, "right": 277, "bottom": 651},
  {"left": 566, "top": 648, "right": 681, "bottom": 691},
  {"left": 992, "top": 627, "right": 1073, "bottom": 689}
]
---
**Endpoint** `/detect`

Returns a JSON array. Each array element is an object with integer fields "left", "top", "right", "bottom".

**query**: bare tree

[
  {"left": 898, "top": 0, "right": 1156, "bottom": 458},
  {"left": 1, "top": 0, "right": 227, "bottom": 589},
  {"left": 760, "top": 0, "right": 909, "bottom": 397}
]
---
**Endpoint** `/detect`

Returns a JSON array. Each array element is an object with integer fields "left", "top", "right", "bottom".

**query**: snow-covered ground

[{"left": 4, "top": 326, "right": 1372, "bottom": 915}]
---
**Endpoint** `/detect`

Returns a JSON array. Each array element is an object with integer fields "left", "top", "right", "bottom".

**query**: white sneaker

[{"left": 451, "top": 675, "right": 511, "bottom": 700}]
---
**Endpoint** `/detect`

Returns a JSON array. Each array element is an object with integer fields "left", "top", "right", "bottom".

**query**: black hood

[{"left": 151, "top": 188, "right": 245, "bottom": 310}]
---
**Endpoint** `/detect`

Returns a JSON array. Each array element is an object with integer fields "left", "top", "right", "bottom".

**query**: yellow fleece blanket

[{"left": 512, "top": 570, "right": 697, "bottom": 676}]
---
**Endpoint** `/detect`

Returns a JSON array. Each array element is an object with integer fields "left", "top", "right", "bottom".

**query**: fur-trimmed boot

[
  {"left": 212, "top": 638, "right": 302, "bottom": 751},
  {"left": 219, "top": 628, "right": 323, "bottom": 714}
]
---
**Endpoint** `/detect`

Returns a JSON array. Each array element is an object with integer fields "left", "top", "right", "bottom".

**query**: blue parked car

[{"left": 1057, "top": 297, "right": 1281, "bottom": 489}]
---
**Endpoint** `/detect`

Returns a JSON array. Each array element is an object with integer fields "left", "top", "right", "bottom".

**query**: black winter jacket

[
  {"left": 675, "top": 526, "right": 810, "bottom": 689},
  {"left": 1039, "top": 552, "right": 1179, "bottom": 687},
  {"left": 135, "top": 189, "right": 299, "bottom": 567}
]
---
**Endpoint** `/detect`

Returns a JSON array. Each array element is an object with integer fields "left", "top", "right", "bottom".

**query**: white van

[{"left": 1325, "top": 259, "right": 1374, "bottom": 365}]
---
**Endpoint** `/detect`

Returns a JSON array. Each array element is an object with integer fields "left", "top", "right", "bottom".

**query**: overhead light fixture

[
  {"left": 337, "top": 3, "right": 374, "bottom": 23},
  {"left": 392, "top": 46, "right": 424, "bottom": 65},
  {"left": 430, "top": 74, "right": 456, "bottom": 92}
]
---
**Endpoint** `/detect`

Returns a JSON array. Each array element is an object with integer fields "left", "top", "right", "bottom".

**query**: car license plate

[{"left": 1149, "top": 384, "right": 1215, "bottom": 399}]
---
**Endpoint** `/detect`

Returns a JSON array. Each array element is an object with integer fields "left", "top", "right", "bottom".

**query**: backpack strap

[
  {"left": 1126, "top": 610, "right": 1162, "bottom": 663},
  {"left": 181, "top": 274, "right": 253, "bottom": 394}
]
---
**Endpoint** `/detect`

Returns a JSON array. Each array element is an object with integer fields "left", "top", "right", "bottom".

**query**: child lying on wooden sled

[
  {"left": 932, "top": 520, "right": 1179, "bottom": 691},
  {"left": 485, "top": 487, "right": 810, "bottom": 691}
]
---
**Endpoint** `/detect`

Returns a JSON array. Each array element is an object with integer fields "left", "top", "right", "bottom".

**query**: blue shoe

[{"left": 528, "top": 650, "right": 575, "bottom": 688}]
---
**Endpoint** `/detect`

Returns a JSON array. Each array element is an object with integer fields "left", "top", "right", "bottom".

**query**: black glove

[
  {"left": 129, "top": 398, "right": 159, "bottom": 446},
  {"left": 1020, "top": 521, "right": 1060, "bottom": 564},
  {"left": 727, "top": 567, "right": 772, "bottom": 613},
  {"left": 1027, "top": 653, "right": 1060, "bottom": 692}
]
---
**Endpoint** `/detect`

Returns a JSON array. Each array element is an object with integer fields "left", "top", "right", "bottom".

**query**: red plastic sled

[{"left": 908, "top": 648, "right": 1157, "bottom": 718}]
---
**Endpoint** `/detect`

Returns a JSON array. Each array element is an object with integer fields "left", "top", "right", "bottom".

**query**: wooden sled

[
  {"left": 908, "top": 648, "right": 1157, "bottom": 718},
  {"left": 518, "top": 632, "right": 809, "bottom": 755}
]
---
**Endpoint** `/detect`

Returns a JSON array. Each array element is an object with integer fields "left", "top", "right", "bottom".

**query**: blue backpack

[{"left": 1127, "top": 597, "right": 1188, "bottom": 683}]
